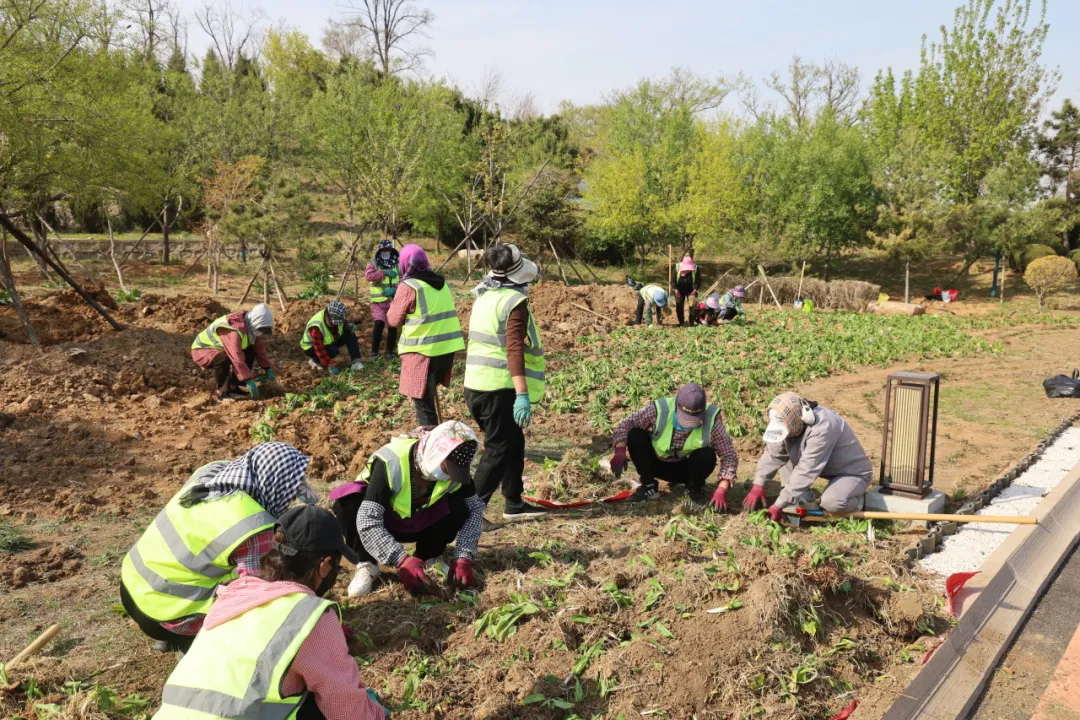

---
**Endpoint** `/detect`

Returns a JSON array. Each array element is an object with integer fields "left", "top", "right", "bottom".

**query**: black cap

[{"left": 274, "top": 505, "right": 359, "bottom": 565}]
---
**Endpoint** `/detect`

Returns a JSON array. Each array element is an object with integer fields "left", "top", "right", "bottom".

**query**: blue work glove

[
  {"left": 245, "top": 380, "right": 260, "bottom": 400},
  {"left": 264, "top": 368, "right": 276, "bottom": 383},
  {"left": 329, "top": 366, "right": 341, "bottom": 376},
  {"left": 347, "top": 322, "right": 357, "bottom": 334},
  {"left": 382, "top": 287, "right": 396, "bottom": 298},
  {"left": 513, "top": 392, "right": 532, "bottom": 428},
  {"left": 366, "top": 688, "right": 391, "bottom": 718}
]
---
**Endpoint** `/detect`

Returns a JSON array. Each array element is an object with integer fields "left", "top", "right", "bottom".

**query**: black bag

[{"left": 1043, "top": 370, "right": 1080, "bottom": 398}]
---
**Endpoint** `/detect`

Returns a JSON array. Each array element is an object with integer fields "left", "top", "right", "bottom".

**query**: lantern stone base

[{"left": 864, "top": 488, "right": 946, "bottom": 526}]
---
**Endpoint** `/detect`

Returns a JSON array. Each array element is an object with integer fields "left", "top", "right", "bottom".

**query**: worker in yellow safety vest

[
  {"left": 609, "top": 383, "right": 739, "bottom": 506},
  {"left": 120, "top": 442, "right": 319, "bottom": 653},
  {"left": 365, "top": 239, "right": 400, "bottom": 361},
  {"left": 190, "top": 303, "right": 276, "bottom": 400},
  {"left": 387, "top": 244, "right": 465, "bottom": 427},
  {"left": 153, "top": 505, "right": 390, "bottom": 720},
  {"left": 329, "top": 421, "right": 484, "bottom": 598},
  {"left": 301, "top": 300, "right": 365, "bottom": 375},
  {"left": 464, "top": 244, "right": 548, "bottom": 523}
]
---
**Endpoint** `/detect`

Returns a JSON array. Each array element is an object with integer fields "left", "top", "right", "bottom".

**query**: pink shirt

[
  {"left": 387, "top": 282, "right": 453, "bottom": 399},
  {"left": 206, "top": 576, "right": 384, "bottom": 720},
  {"left": 190, "top": 312, "right": 272, "bottom": 382}
]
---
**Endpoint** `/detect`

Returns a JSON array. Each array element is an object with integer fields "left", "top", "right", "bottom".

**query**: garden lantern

[{"left": 879, "top": 372, "right": 940, "bottom": 498}]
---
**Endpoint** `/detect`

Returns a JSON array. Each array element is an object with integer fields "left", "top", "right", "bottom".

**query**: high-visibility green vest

[
  {"left": 357, "top": 437, "right": 461, "bottom": 520},
  {"left": 463, "top": 288, "right": 545, "bottom": 402},
  {"left": 120, "top": 463, "right": 276, "bottom": 623},
  {"left": 154, "top": 591, "right": 338, "bottom": 720},
  {"left": 397, "top": 279, "right": 465, "bottom": 358},
  {"left": 299, "top": 309, "right": 343, "bottom": 352},
  {"left": 370, "top": 267, "right": 399, "bottom": 303},
  {"left": 640, "top": 285, "right": 667, "bottom": 305},
  {"left": 650, "top": 397, "right": 721, "bottom": 460},
  {"left": 192, "top": 315, "right": 250, "bottom": 352}
]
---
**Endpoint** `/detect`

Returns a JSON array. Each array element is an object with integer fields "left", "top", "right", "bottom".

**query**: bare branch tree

[
  {"left": 476, "top": 66, "right": 502, "bottom": 110},
  {"left": 766, "top": 55, "right": 821, "bottom": 128},
  {"left": 820, "top": 58, "right": 861, "bottom": 124},
  {"left": 341, "top": 0, "right": 433, "bottom": 76},
  {"left": 124, "top": 0, "right": 172, "bottom": 61},
  {"left": 194, "top": 0, "right": 265, "bottom": 70},
  {"left": 509, "top": 91, "right": 539, "bottom": 122},
  {"left": 321, "top": 19, "right": 369, "bottom": 62}
]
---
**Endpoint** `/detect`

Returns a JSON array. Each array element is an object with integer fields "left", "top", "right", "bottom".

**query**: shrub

[
  {"left": 1068, "top": 248, "right": 1080, "bottom": 273},
  {"left": 1024, "top": 255, "right": 1077, "bottom": 308},
  {"left": 1014, "top": 244, "right": 1057, "bottom": 273}
]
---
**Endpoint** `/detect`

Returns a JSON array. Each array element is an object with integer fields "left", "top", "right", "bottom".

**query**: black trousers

[
  {"left": 371, "top": 321, "right": 399, "bottom": 358},
  {"left": 296, "top": 695, "right": 326, "bottom": 719},
  {"left": 719, "top": 306, "right": 738, "bottom": 322},
  {"left": 120, "top": 582, "right": 196, "bottom": 652},
  {"left": 332, "top": 491, "right": 469, "bottom": 563},
  {"left": 675, "top": 293, "right": 690, "bottom": 326},
  {"left": 412, "top": 353, "right": 455, "bottom": 427},
  {"left": 465, "top": 387, "right": 525, "bottom": 504},
  {"left": 626, "top": 427, "right": 716, "bottom": 491},
  {"left": 303, "top": 327, "right": 362, "bottom": 364},
  {"left": 210, "top": 346, "right": 256, "bottom": 396}
]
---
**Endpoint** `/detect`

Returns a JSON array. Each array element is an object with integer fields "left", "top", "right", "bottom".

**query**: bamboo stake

[
  {"left": 578, "top": 258, "right": 603, "bottom": 283},
  {"left": 757, "top": 265, "right": 783, "bottom": 309},
  {"left": 668, "top": 245, "right": 673, "bottom": 296},
  {"left": 117, "top": 208, "right": 165, "bottom": 265},
  {"left": 262, "top": 267, "right": 270, "bottom": 304},
  {"left": 106, "top": 218, "right": 127, "bottom": 292},
  {"left": 237, "top": 258, "right": 267, "bottom": 307},
  {"left": 6, "top": 624, "right": 61, "bottom": 670},
  {"left": 566, "top": 257, "right": 586, "bottom": 284},
  {"left": 336, "top": 241, "right": 359, "bottom": 300},
  {"left": 269, "top": 261, "right": 288, "bottom": 313},
  {"left": 0, "top": 248, "right": 39, "bottom": 347},
  {"left": 0, "top": 214, "right": 123, "bottom": 331},
  {"left": 572, "top": 302, "right": 616, "bottom": 324},
  {"left": 35, "top": 212, "right": 89, "bottom": 272},
  {"left": 700, "top": 270, "right": 732, "bottom": 300},
  {"left": 795, "top": 261, "right": 807, "bottom": 305},
  {"left": 815, "top": 511, "right": 1037, "bottom": 525},
  {"left": 548, "top": 241, "right": 570, "bottom": 285},
  {"left": 181, "top": 249, "right": 206, "bottom": 277}
]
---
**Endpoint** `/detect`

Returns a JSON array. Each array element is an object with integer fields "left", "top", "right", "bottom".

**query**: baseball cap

[
  {"left": 274, "top": 505, "right": 359, "bottom": 564},
  {"left": 675, "top": 383, "right": 707, "bottom": 428}
]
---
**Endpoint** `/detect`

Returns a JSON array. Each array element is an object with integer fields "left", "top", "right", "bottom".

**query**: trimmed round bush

[
  {"left": 1024, "top": 255, "right": 1078, "bottom": 308},
  {"left": 1015, "top": 244, "right": 1057, "bottom": 273}
]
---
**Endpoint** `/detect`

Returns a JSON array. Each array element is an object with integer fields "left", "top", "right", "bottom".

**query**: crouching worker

[
  {"left": 302, "top": 300, "right": 364, "bottom": 375},
  {"left": 121, "top": 443, "right": 319, "bottom": 653},
  {"left": 610, "top": 383, "right": 738, "bottom": 506},
  {"left": 152, "top": 505, "right": 390, "bottom": 720},
  {"left": 191, "top": 303, "right": 276, "bottom": 400},
  {"left": 718, "top": 285, "right": 747, "bottom": 323},
  {"left": 329, "top": 421, "right": 484, "bottom": 598},
  {"left": 745, "top": 392, "right": 872, "bottom": 522}
]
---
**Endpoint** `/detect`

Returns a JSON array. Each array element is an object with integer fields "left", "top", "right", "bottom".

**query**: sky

[{"left": 176, "top": 0, "right": 1080, "bottom": 115}]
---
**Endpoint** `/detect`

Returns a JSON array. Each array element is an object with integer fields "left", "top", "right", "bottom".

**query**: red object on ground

[
  {"left": 829, "top": 699, "right": 859, "bottom": 720},
  {"left": 946, "top": 571, "right": 980, "bottom": 617},
  {"left": 522, "top": 489, "right": 633, "bottom": 509},
  {"left": 921, "top": 638, "right": 945, "bottom": 665}
]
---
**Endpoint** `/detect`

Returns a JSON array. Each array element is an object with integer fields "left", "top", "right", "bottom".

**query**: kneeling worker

[
  {"left": 744, "top": 392, "right": 872, "bottom": 522},
  {"left": 152, "top": 505, "right": 389, "bottom": 720},
  {"left": 610, "top": 383, "right": 738, "bottom": 505},
  {"left": 718, "top": 285, "right": 747, "bottom": 323},
  {"left": 330, "top": 421, "right": 485, "bottom": 598},
  {"left": 191, "top": 303, "right": 276, "bottom": 400},
  {"left": 302, "top": 300, "right": 364, "bottom": 375}
]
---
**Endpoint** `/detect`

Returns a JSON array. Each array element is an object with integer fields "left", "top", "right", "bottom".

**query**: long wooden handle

[
  {"left": 571, "top": 302, "right": 616, "bottom": 324},
  {"left": 848, "top": 511, "right": 1037, "bottom": 525},
  {"left": 7, "top": 624, "right": 61, "bottom": 669}
]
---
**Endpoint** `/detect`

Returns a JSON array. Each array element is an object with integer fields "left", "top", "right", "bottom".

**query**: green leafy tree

[{"left": 1038, "top": 99, "right": 1080, "bottom": 248}]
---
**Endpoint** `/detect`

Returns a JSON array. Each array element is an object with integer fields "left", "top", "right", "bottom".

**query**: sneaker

[
  {"left": 152, "top": 639, "right": 177, "bottom": 653},
  {"left": 307, "top": 359, "right": 321, "bottom": 371},
  {"left": 347, "top": 562, "right": 381, "bottom": 598},
  {"left": 502, "top": 501, "right": 548, "bottom": 520},
  {"left": 630, "top": 484, "right": 660, "bottom": 503},
  {"left": 685, "top": 485, "right": 710, "bottom": 506},
  {"left": 217, "top": 391, "right": 245, "bottom": 402},
  {"left": 350, "top": 360, "right": 364, "bottom": 372}
]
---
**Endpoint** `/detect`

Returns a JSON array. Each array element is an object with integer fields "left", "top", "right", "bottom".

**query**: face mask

[
  {"left": 762, "top": 409, "right": 790, "bottom": 445},
  {"left": 315, "top": 557, "right": 340, "bottom": 597},
  {"left": 380, "top": 252, "right": 391, "bottom": 260},
  {"left": 427, "top": 462, "right": 450, "bottom": 482}
]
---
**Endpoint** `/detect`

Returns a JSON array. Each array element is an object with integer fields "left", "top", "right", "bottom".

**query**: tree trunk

[
  {"left": 904, "top": 260, "right": 910, "bottom": 304},
  {"left": 162, "top": 202, "right": 171, "bottom": 264},
  {"left": 0, "top": 249, "right": 39, "bottom": 347},
  {"left": 824, "top": 242, "right": 833, "bottom": 282},
  {"left": 28, "top": 221, "right": 53, "bottom": 282}
]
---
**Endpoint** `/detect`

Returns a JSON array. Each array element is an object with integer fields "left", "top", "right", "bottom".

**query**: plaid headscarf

[
  {"left": 767, "top": 392, "right": 807, "bottom": 437},
  {"left": 326, "top": 300, "right": 347, "bottom": 326},
  {"left": 180, "top": 442, "right": 313, "bottom": 518}
]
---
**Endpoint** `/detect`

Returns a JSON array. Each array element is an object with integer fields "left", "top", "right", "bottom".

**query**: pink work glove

[
  {"left": 610, "top": 446, "right": 627, "bottom": 478},
  {"left": 767, "top": 505, "right": 784, "bottom": 523},
  {"left": 448, "top": 558, "right": 475, "bottom": 588},
  {"left": 396, "top": 556, "right": 434, "bottom": 594},
  {"left": 709, "top": 485, "right": 729, "bottom": 512},
  {"left": 742, "top": 484, "right": 767, "bottom": 512},
  {"left": 691, "top": 290, "right": 697, "bottom": 297}
]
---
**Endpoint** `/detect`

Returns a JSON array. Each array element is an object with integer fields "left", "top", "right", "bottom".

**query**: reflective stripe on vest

[
  {"left": 370, "top": 268, "right": 399, "bottom": 303},
  {"left": 397, "top": 279, "right": 465, "bottom": 357},
  {"left": 120, "top": 469, "right": 275, "bottom": 623},
  {"left": 155, "top": 593, "right": 337, "bottom": 720},
  {"left": 299, "top": 310, "right": 343, "bottom": 352},
  {"left": 463, "top": 288, "right": 546, "bottom": 402},
  {"left": 640, "top": 285, "right": 666, "bottom": 305},
  {"left": 192, "top": 315, "right": 251, "bottom": 352},
  {"left": 650, "top": 397, "right": 719, "bottom": 460},
  {"left": 358, "top": 437, "right": 460, "bottom": 520}
]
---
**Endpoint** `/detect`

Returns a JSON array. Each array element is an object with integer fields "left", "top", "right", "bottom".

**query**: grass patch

[{"left": 0, "top": 520, "right": 32, "bottom": 553}]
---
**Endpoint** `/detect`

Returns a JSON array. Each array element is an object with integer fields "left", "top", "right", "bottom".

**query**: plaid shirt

[
  {"left": 613, "top": 401, "right": 738, "bottom": 483},
  {"left": 160, "top": 529, "right": 274, "bottom": 635},
  {"left": 307, "top": 326, "right": 337, "bottom": 368}
]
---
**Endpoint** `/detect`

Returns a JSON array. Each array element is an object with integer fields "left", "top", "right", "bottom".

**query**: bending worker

[
  {"left": 464, "top": 244, "right": 548, "bottom": 521},
  {"left": 387, "top": 244, "right": 465, "bottom": 427},
  {"left": 626, "top": 277, "right": 668, "bottom": 326},
  {"left": 190, "top": 303, "right": 276, "bottom": 400},
  {"left": 329, "top": 421, "right": 484, "bottom": 598},
  {"left": 610, "top": 383, "right": 739, "bottom": 506},
  {"left": 743, "top": 392, "right": 872, "bottom": 522},
  {"left": 152, "top": 505, "right": 389, "bottom": 720},
  {"left": 366, "top": 239, "right": 400, "bottom": 360},
  {"left": 120, "top": 443, "right": 319, "bottom": 652},
  {"left": 674, "top": 254, "right": 700, "bottom": 326},
  {"left": 302, "top": 300, "right": 365, "bottom": 375},
  {"left": 691, "top": 293, "right": 722, "bottom": 326}
]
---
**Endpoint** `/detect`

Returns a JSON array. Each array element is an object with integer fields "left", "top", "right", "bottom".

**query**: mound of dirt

[
  {"left": 121, "top": 294, "right": 229, "bottom": 334},
  {"left": 278, "top": 298, "right": 372, "bottom": 335},
  {"left": 1, "top": 542, "right": 83, "bottom": 589},
  {"left": 0, "top": 281, "right": 119, "bottom": 345}
]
